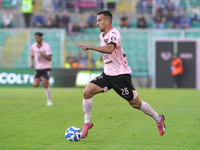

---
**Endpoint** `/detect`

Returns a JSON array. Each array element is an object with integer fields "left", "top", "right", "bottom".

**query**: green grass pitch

[{"left": 0, "top": 87, "right": 200, "bottom": 150}]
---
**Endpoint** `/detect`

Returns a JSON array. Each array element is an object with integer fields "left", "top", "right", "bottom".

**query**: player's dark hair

[
  {"left": 97, "top": 10, "right": 112, "bottom": 22},
  {"left": 34, "top": 32, "right": 43, "bottom": 37}
]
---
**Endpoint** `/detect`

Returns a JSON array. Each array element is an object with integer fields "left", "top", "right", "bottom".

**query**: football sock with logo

[
  {"left": 45, "top": 87, "right": 52, "bottom": 102},
  {"left": 140, "top": 101, "right": 159, "bottom": 121},
  {"left": 83, "top": 98, "right": 93, "bottom": 124}
]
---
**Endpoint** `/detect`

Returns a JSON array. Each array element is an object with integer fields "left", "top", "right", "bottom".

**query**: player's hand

[{"left": 77, "top": 43, "right": 89, "bottom": 52}]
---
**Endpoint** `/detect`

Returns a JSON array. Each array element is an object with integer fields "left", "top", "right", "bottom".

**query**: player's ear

[{"left": 106, "top": 19, "right": 109, "bottom": 23}]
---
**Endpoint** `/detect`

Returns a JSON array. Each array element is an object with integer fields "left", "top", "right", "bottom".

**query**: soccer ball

[{"left": 65, "top": 126, "right": 82, "bottom": 141}]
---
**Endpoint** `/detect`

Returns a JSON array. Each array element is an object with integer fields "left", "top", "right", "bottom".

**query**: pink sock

[
  {"left": 45, "top": 87, "right": 52, "bottom": 102},
  {"left": 140, "top": 101, "right": 159, "bottom": 121},
  {"left": 83, "top": 98, "right": 93, "bottom": 123}
]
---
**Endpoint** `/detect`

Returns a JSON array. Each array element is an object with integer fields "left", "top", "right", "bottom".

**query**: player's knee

[
  {"left": 130, "top": 103, "right": 141, "bottom": 109},
  {"left": 43, "top": 84, "right": 48, "bottom": 88},
  {"left": 128, "top": 97, "right": 142, "bottom": 109},
  {"left": 83, "top": 89, "right": 93, "bottom": 99},
  {"left": 33, "top": 83, "right": 39, "bottom": 87}
]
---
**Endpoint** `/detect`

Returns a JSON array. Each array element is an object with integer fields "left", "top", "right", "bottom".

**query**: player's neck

[
  {"left": 37, "top": 42, "right": 42, "bottom": 48},
  {"left": 103, "top": 26, "right": 113, "bottom": 36}
]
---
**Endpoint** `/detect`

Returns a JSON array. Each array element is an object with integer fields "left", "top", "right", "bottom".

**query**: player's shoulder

[
  {"left": 113, "top": 27, "right": 120, "bottom": 34},
  {"left": 43, "top": 41, "right": 51, "bottom": 47},
  {"left": 31, "top": 42, "right": 37, "bottom": 48},
  {"left": 109, "top": 27, "right": 120, "bottom": 37}
]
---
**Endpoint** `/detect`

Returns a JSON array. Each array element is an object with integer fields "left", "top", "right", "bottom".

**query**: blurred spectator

[
  {"left": 146, "top": 0, "right": 153, "bottom": 13},
  {"left": 2, "top": 11, "right": 14, "bottom": 28},
  {"left": 137, "top": 0, "right": 152, "bottom": 13},
  {"left": 166, "top": 2, "right": 174, "bottom": 15},
  {"left": 65, "top": 52, "right": 80, "bottom": 69},
  {"left": 155, "top": 4, "right": 164, "bottom": 18},
  {"left": 75, "top": 51, "right": 83, "bottom": 62},
  {"left": 175, "top": 6, "right": 184, "bottom": 17},
  {"left": 21, "top": 0, "right": 34, "bottom": 28},
  {"left": 171, "top": 0, "right": 180, "bottom": 10},
  {"left": 59, "top": 11, "right": 70, "bottom": 29},
  {"left": 67, "top": 22, "right": 73, "bottom": 36},
  {"left": 95, "top": 57, "right": 104, "bottom": 69},
  {"left": 54, "top": 14, "right": 60, "bottom": 28},
  {"left": 44, "top": 14, "right": 54, "bottom": 28},
  {"left": 119, "top": 12, "right": 130, "bottom": 28},
  {"left": 137, "top": 0, "right": 145, "bottom": 13},
  {"left": 65, "top": 52, "right": 73, "bottom": 69},
  {"left": 73, "top": 22, "right": 82, "bottom": 35},
  {"left": 74, "top": 51, "right": 85, "bottom": 68},
  {"left": 154, "top": 16, "right": 166, "bottom": 29},
  {"left": 166, "top": 11, "right": 174, "bottom": 23},
  {"left": 154, "top": 13, "right": 162, "bottom": 25},
  {"left": 75, "top": 51, "right": 94, "bottom": 68},
  {"left": 33, "top": 11, "right": 45, "bottom": 28},
  {"left": 52, "top": 0, "right": 59, "bottom": 11},
  {"left": 41, "top": 0, "right": 53, "bottom": 13},
  {"left": 87, "top": 11, "right": 97, "bottom": 28},
  {"left": 77, "top": 12, "right": 88, "bottom": 29},
  {"left": 0, "top": 0, "right": 2, "bottom": 6},
  {"left": 159, "top": 0, "right": 171, "bottom": 15},
  {"left": 160, "top": 16, "right": 166, "bottom": 28},
  {"left": 190, "top": 4, "right": 200, "bottom": 22},
  {"left": 137, "top": 13, "right": 147, "bottom": 28},
  {"left": 180, "top": 12, "right": 191, "bottom": 28},
  {"left": 170, "top": 12, "right": 180, "bottom": 28}
]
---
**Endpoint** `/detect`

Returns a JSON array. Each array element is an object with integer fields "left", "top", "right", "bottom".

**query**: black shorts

[
  {"left": 90, "top": 72, "right": 135, "bottom": 101},
  {"left": 34, "top": 68, "right": 51, "bottom": 80}
]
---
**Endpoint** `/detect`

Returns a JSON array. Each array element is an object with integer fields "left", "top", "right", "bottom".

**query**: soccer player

[
  {"left": 77, "top": 10, "right": 166, "bottom": 138},
  {"left": 30, "top": 32, "right": 53, "bottom": 106}
]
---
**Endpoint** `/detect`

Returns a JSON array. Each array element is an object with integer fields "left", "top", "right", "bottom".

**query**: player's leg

[
  {"left": 83, "top": 82, "right": 104, "bottom": 122},
  {"left": 33, "top": 70, "right": 41, "bottom": 87},
  {"left": 111, "top": 74, "right": 166, "bottom": 136},
  {"left": 33, "top": 78, "right": 41, "bottom": 87},
  {"left": 128, "top": 95, "right": 166, "bottom": 136},
  {"left": 128, "top": 94, "right": 159, "bottom": 121},
  {"left": 82, "top": 73, "right": 111, "bottom": 138},
  {"left": 43, "top": 69, "right": 52, "bottom": 106},
  {"left": 82, "top": 83, "right": 104, "bottom": 138}
]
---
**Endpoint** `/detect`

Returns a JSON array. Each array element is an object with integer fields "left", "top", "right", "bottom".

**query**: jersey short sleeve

[
  {"left": 107, "top": 31, "right": 118, "bottom": 47},
  {"left": 45, "top": 44, "right": 52, "bottom": 56},
  {"left": 31, "top": 45, "right": 35, "bottom": 56}
]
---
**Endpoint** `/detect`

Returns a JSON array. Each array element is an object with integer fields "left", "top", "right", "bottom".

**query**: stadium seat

[
  {"left": 130, "top": 22, "right": 137, "bottom": 28},
  {"left": 148, "top": 21, "right": 154, "bottom": 28},
  {"left": 83, "top": 28, "right": 100, "bottom": 34},
  {"left": 192, "top": 21, "right": 200, "bottom": 28},
  {"left": 112, "top": 22, "right": 118, "bottom": 28}
]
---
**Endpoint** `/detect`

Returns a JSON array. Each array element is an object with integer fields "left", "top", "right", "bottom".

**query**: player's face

[
  {"left": 97, "top": 14, "right": 107, "bottom": 32},
  {"left": 34, "top": 35, "right": 42, "bottom": 43}
]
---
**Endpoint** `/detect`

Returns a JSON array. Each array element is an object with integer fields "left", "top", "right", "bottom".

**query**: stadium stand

[
  {"left": 0, "top": 0, "right": 19, "bottom": 7},
  {"left": 1, "top": 0, "right": 200, "bottom": 76}
]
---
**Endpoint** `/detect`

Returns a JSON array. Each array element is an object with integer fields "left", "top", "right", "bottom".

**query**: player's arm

[
  {"left": 30, "top": 55, "right": 34, "bottom": 68},
  {"left": 39, "top": 52, "right": 52, "bottom": 61},
  {"left": 77, "top": 43, "right": 115, "bottom": 54}
]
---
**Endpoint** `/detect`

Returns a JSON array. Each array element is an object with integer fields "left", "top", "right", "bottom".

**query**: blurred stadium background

[{"left": 0, "top": 0, "right": 200, "bottom": 88}]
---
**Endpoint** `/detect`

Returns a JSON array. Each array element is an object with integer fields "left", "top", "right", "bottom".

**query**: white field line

[{"left": 0, "top": 105, "right": 198, "bottom": 111}]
